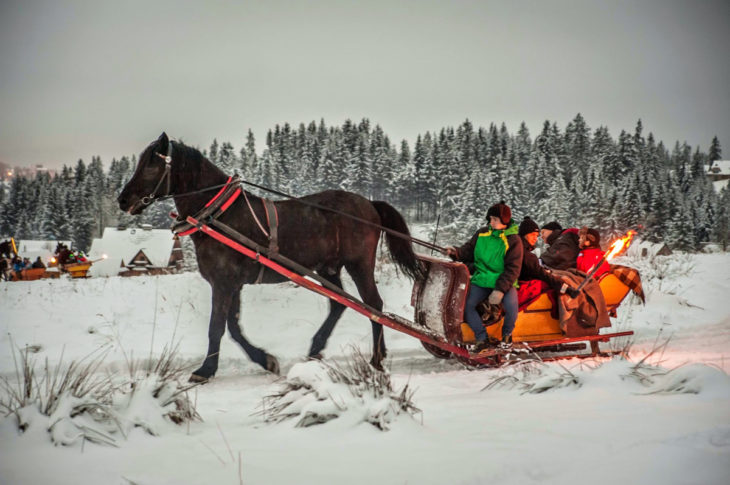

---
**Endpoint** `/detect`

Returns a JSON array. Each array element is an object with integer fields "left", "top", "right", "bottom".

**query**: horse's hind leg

[
  {"left": 226, "top": 288, "right": 280, "bottom": 374},
  {"left": 309, "top": 272, "right": 346, "bottom": 359},
  {"left": 346, "top": 262, "right": 386, "bottom": 370},
  {"left": 191, "top": 284, "right": 232, "bottom": 382}
]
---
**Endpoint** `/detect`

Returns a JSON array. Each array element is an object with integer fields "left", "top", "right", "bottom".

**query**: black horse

[
  {"left": 54, "top": 242, "right": 74, "bottom": 266},
  {"left": 0, "top": 240, "right": 15, "bottom": 259},
  {"left": 118, "top": 133, "right": 423, "bottom": 382},
  {"left": 0, "top": 240, "right": 16, "bottom": 281}
]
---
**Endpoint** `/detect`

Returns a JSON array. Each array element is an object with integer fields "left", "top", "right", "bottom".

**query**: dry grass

[
  {"left": 0, "top": 336, "right": 202, "bottom": 446},
  {"left": 260, "top": 347, "right": 420, "bottom": 430}
]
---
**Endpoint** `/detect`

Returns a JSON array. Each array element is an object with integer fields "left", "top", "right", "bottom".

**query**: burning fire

[{"left": 605, "top": 230, "right": 637, "bottom": 261}]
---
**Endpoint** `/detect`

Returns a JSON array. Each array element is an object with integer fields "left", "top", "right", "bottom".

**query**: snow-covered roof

[
  {"left": 707, "top": 160, "right": 730, "bottom": 176},
  {"left": 626, "top": 238, "right": 671, "bottom": 258},
  {"left": 88, "top": 227, "right": 176, "bottom": 277},
  {"left": 16, "top": 239, "right": 72, "bottom": 264}
]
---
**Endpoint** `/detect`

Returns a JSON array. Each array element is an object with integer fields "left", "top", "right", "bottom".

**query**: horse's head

[{"left": 118, "top": 132, "right": 173, "bottom": 215}]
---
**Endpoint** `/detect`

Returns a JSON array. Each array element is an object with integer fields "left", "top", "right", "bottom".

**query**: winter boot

[
  {"left": 498, "top": 334, "right": 513, "bottom": 351},
  {"left": 471, "top": 339, "right": 492, "bottom": 355}
]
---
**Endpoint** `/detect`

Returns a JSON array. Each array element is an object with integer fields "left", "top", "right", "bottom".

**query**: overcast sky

[{"left": 1, "top": 0, "right": 728, "bottom": 169}]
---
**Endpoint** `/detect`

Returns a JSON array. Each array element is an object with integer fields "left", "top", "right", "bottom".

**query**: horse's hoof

[
  {"left": 188, "top": 373, "right": 210, "bottom": 384},
  {"left": 265, "top": 354, "right": 280, "bottom": 375}
]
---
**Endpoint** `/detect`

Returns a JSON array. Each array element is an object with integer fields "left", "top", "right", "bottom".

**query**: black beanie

[
  {"left": 519, "top": 217, "right": 540, "bottom": 237},
  {"left": 486, "top": 201, "right": 511, "bottom": 225},
  {"left": 541, "top": 221, "right": 563, "bottom": 232}
]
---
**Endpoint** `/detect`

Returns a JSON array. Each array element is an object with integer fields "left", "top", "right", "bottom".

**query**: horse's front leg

[
  {"left": 190, "top": 285, "right": 232, "bottom": 383},
  {"left": 226, "top": 288, "right": 280, "bottom": 374}
]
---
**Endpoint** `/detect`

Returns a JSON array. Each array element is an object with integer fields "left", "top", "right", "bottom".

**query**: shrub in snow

[
  {"left": 261, "top": 348, "right": 420, "bottom": 430},
  {"left": 0, "top": 342, "right": 201, "bottom": 447},
  {"left": 484, "top": 362, "right": 583, "bottom": 394},
  {"left": 482, "top": 340, "right": 730, "bottom": 398}
]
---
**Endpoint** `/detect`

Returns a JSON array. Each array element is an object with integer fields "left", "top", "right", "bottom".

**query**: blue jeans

[{"left": 464, "top": 284, "right": 518, "bottom": 341}]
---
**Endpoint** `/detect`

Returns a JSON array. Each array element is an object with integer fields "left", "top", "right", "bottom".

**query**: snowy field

[{"left": 1, "top": 251, "right": 729, "bottom": 485}]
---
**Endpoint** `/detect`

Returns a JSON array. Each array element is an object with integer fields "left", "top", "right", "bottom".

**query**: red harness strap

[
  {"left": 204, "top": 176, "right": 233, "bottom": 208},
  {"left": 171, "top": 177, "right": 241, "bottom": 237}
]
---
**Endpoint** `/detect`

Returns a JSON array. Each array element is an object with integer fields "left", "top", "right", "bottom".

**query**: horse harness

[{"left": 170, "top": 175, "right": 280, "bottom": 282}]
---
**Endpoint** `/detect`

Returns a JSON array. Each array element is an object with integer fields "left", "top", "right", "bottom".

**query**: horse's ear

[{"left": 158, "top": 132, "right": 169, "bottom": 151}]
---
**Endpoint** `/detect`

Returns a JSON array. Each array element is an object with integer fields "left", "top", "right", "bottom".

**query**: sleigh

[
  {"left": 10, "top": 267, "right": 48, "bottom": 281},
  {"left": 59, "top": 262, "right": 92, "bottom": 278},
  {"left": 183, "top": 215, "right": 637, "bottom": 367},
  {"left": 412, "top": 255, "right": 637, "bottom": 365}
]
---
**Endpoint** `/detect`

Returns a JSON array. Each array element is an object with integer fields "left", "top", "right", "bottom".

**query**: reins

[{"left": 147, "top": 143, "right": 447, "bottom": 254}]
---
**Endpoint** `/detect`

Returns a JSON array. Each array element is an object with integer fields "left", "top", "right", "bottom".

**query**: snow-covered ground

[{"left": 1, "top": 252, "right": 729, "bottom": 485}]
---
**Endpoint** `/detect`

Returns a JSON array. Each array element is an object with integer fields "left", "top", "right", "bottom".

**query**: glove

[
  {"left": 560, "top": 282, "right": 580, "bottom": 298},
  {"left": 488, "top": 290, "right": 504, "bottom": 305},
  {"left": 444, "top": 247, "right": 458, "bottom": 260}
]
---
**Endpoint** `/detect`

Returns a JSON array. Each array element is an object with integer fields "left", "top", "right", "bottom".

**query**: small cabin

[
  {"left": 626, "top": 238, "right": 672, "bottom": 259},
  {"left": 88, "top": 226, "right": 183, "bottom": 277}
]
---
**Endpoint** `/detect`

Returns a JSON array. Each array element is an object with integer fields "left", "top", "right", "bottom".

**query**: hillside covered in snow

[{"left": 1, "top": 251, "right": 729, "bottom": 484}]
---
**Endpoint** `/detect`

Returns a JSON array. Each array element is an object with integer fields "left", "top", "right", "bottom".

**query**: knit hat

[
  {"left": 579, "top": 226, "right": 601, "bottom": 248},
  {"left": 541, "top": 221, "right": 563, "bottom": 232},
  {"left": 486, "top": 201, "right": 512, "bottom": 225},
  {"left": 518, "top": 216, "right": 540, "bottom": 237}
]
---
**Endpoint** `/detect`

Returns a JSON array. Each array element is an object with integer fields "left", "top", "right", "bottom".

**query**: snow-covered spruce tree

[
  {"left": 713, "top": 185, "right": 730, "bottom": 250},
  {"left": 708, "top": 136, "right": 722, "bottom": 168}
]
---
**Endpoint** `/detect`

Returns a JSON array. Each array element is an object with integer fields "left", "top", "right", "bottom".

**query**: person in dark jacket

[
  {"left": 540, "top": 221, "right": 580, "bottom": 270},
  {"left": 519, "top": 217, "right": 563, "bottom": 287},
  {"left": 445, "top": 202, "right": 523, "bottom": 352},
  {"left": 31, "top": 257, "right": 46, "bottom": 269}
]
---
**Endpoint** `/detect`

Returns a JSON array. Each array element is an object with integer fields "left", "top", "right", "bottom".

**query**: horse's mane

[{"left": 141, "top": 139, "right": 222, "bottom": 176}]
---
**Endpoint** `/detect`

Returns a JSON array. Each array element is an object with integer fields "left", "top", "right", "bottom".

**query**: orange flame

[{"left": 605, "top": 230, "right": 637, "bottom": 260}]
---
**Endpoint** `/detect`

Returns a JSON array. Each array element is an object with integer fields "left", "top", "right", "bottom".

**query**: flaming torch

[{"left": 574, "top": 230, "right": 636, "bottom": 293}]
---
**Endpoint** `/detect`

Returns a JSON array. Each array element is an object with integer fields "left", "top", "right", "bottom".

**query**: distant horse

[
  {"left": 0, "top": 240, "right": 15, "bottom": 259},
  {"left": 54, "top": 243, "right": 74, "bottom": 266},
  {"left": 118, "top": 133, "right": 423, "bottom": 382},
  {"left": 0, "top": 240, "right": 16, "bottom": 281}
]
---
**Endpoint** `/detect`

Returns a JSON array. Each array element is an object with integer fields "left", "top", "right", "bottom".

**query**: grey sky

[{"left": 1, "top": 0, "right": 729, "bottom": 169}]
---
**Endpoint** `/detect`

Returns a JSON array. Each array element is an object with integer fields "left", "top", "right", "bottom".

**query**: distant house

[
  {"left": 88, "top": 225, "right": 183, "bottom": 277},
  {"left": 707, "top": 160, "right": 730, "bottom": 192},
  {"left": 626, "top": 238, "right": 672, "bottom": 259},
  {"left": 707, "top": 160, "right": 730, "bottom": 180},
  {"left": 16, "top": 239, "right": 72, "bottom": 264}
]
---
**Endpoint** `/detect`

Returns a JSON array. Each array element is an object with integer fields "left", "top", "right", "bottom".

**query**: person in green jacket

[{"left": 446, "top": 202, "right": 523, "bottom": 352}]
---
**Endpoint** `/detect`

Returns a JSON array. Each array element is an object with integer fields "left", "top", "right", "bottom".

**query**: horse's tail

[{"left": 371, "top": 201, "right": 425, "bottom": 281}]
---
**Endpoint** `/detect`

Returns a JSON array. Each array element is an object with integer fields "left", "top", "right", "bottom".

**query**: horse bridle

[{"left": 129, "top": 141, "right": 174, "bottom": 213}]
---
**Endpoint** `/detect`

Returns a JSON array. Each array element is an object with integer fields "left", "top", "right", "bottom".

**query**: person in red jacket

[{"left": 576, "top": 227, "right": 610, "bottom": 278}]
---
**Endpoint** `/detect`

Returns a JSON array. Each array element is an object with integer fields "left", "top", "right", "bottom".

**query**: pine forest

[{"left": 1, "top": 114, "right": 728, "bottom": 252}]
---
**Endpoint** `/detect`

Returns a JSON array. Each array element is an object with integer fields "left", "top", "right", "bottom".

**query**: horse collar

[{"left": 170, "top": 176, "right": 243, "bottom": 237}]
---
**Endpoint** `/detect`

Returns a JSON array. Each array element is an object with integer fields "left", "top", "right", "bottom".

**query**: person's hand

[
  {"left": 488, "top": 290, "right": 504, "bottom": 304},
  {"left": 559, "top": 280, "right": 580, "bottom": 298},
  {"left": 444, "top": 247, "right": 458, "bottom": 260}
]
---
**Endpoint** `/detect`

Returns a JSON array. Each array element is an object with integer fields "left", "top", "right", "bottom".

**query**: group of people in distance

[
  {"left": 445, "top": 201, "right": 610, "bottom": 354},
  {"left": 3, "top": 255, "right": 45, "bottom": 280}
]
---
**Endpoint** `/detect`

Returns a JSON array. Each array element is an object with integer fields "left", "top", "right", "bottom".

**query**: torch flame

[{"left": 605, "top": 230, "right": 637, "bottom": 261}]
